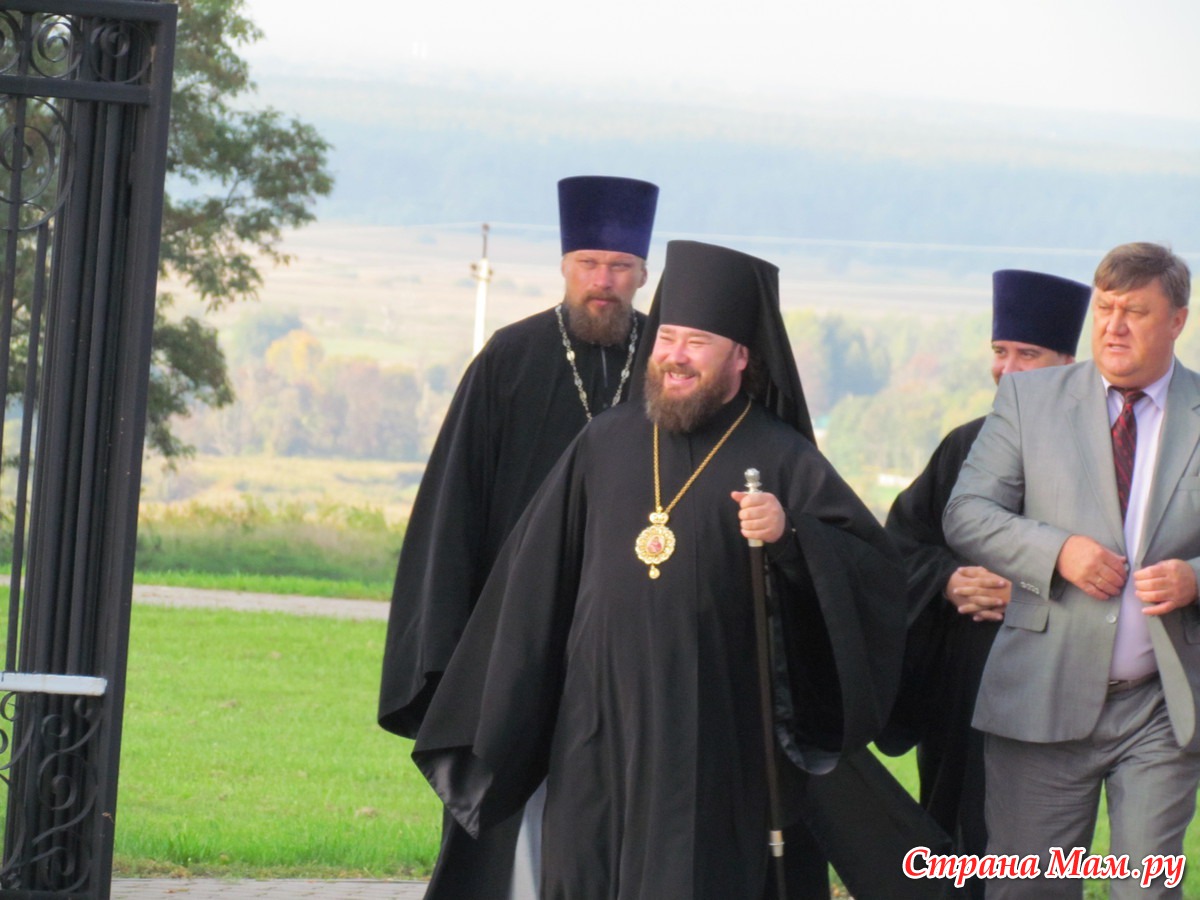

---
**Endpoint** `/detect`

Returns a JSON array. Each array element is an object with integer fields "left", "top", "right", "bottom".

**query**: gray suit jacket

[{"left": 944, "top": 360, "right": 1200, "bottom": 750}]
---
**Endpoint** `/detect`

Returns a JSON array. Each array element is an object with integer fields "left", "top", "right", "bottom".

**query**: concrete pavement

[
  {"left": 110, "top": 878, "right": 426, "bottom": 898},
  {"left": 131, "top": 585, "right": 389, "bottom": 620}
]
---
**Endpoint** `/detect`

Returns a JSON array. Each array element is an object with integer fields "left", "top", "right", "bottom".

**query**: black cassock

[
  {"left": 882, "top": 416, "right": 998, "bottom": 871},
  {"left": 378, "top": 307, "right": 645, "bottom": 896},
  {"left": 414, "top": 396, "right": 906, "bottom": 899}
]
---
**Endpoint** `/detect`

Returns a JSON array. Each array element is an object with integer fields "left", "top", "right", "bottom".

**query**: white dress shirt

[{"left": 1103, "top": 361, "right": 1173, "bottom": 681}]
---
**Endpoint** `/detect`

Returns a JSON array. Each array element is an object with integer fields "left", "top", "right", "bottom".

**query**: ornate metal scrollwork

[
  {"left": 0, "top": 12, "right": 154, "bottom": 85},
  {"left": 0, "top": 691, "right": 104, "bottom": 892},
  {"left": 0, "top": 12, "right": 81, "bottom": 79},
  {"left": 0, "top": 96, "right": 72, "bottom": 231},
  {"left": 87, "top": 19, "right": 153, "bottom": 84},
  {"left": 30, "top": 14, "right": 81, "bottom": 79},
  {"left": 0, "top": 11, "right": 23, "bottom": 76}
]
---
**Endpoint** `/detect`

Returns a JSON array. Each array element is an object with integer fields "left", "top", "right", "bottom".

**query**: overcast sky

[{"left": 241, "top": 0, "right": 1200, "bottom": 122}]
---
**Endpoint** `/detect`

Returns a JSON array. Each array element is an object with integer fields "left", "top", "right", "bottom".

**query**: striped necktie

[{"left": 1111, "top": 387, "right": 1145, "bottom": 520}]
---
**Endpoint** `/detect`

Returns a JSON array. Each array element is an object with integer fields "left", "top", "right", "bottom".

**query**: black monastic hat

[
  {"left": 558, "top": 176, "right": 659, "bottom": 259},
  {"left": 992, "top": 269, "right": 1091, "bottom": 356},
  {"left": 633, "top": 240, "right": 816, "bottom": 444}
]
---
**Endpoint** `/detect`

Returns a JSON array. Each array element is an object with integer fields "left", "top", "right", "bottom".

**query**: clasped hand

[
  {"left": 1055, "top": 534, "right": 1197, "bottom": 615},
  {"left": 945, "top": 566, "right": 1010, "bottom": 622}
]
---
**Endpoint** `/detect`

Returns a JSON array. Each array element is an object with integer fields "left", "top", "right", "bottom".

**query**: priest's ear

[
  {"left": 742, "top": 351, "right": 767, "bottom": 399},
  {"left": 733, "top": 343, "right": 749, "bottom": 371}
]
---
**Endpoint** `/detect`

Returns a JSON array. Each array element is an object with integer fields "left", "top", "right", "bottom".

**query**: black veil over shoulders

[{"left": 629, "top": 240, "right": 816, "bottom": 445}]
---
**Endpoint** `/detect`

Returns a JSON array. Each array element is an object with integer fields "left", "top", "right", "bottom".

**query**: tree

[
  {"left": 150, "top": 0, "right": 333, "bottom": 457},
  {"left": 264, "top": 330, "right": 324, "bottom": 384},
  {"left": 224, "top": 308, "right": 306, "bottom": 364},
  {"left": 786, "top": 311, "right": 890, "bottom": 417}
]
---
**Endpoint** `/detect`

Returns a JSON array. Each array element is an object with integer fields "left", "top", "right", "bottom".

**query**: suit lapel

[
  {"left": 1140, "top": 364, "right": 1200, "bottom": 562},
  {"left": 1066, "top": 365, "right": 1126, "bottom": 552}
]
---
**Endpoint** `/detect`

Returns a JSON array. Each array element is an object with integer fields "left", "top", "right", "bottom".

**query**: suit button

[{"left": 1106, "top": 613, "right": 1118, "bottom": 624}]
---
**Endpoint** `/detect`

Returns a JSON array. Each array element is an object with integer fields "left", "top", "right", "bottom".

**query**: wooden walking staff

[{"left": 744, "top": 468, "right": 787, "bottom": 900}]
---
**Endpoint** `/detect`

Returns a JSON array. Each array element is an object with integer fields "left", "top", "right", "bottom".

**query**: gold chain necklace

[{"left": 635, "top": 399, "right": 752, "bottom": 579}]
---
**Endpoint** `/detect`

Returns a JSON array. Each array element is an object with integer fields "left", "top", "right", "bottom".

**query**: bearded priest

[{"left": 413, "top": 240, "right": 906, "bottom": 899}]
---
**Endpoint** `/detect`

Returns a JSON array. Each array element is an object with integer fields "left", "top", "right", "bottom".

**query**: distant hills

[
  {"left": 158, "top": 68, "right": 1200, "bottom": 508},
  {"left": 252, "top": 68, "right": 1200, "bottom": 284}
]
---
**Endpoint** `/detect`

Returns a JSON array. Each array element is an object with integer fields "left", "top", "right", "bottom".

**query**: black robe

[
  {"left": 414, "top": 397, "right": 907, "bottom": 900},
  {"left": 379, "top": 306, "right": 645, "bottom": 896},
  {"left": 882, "top": 417, "right": 997, "bottom": 875}
]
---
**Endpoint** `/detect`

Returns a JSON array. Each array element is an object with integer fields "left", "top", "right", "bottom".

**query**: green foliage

[
  {"left": 807, "top": 309, "right": 997, "bottom": 515},
  {"left": 826, "top": 389, "right": 963, "bottom": 481},
  {"left": 147, "top": 310, "right": 236, "bottom": 459},
  {"left": 163, "top": 0, "right": 332, "bottom": 305},
  {"left": 823, "top": 345, "right": 995, "bottom": 482},
  {"left": 135, "top": 498, "right": 403, "bottom": 587},
  {"left": 149, "top": 0, "right": 334, "bottom": 457},
  {"left": 0, "top": 500, "right": 12, "bottom": 565},
  {"left": 787, "top": 311, "right": 890, "bottom": 416}
]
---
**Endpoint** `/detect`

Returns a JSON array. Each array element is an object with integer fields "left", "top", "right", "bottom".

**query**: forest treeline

[
  {"left": 176, "top": 300, "right": 1200, "bottom": 518},
  {"left": 174, "top": 310, "right": 434, "bottom": 459}
]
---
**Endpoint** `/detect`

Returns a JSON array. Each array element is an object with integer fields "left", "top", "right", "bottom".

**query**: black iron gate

[{"left": 0, "top": 1, "right": 176, "bottom": 896}]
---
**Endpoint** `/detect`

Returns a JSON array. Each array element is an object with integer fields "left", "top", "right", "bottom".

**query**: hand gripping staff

[{"left": 744, "top": 468, "right": 787, "bottom": 900}]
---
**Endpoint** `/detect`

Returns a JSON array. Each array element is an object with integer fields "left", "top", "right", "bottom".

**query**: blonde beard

[{"left": 562, "top": 297, "right": 633, "bottom": 346}]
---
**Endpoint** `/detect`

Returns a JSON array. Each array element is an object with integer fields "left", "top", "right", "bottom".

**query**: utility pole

[{"left": 471, "top": 223, "right": 493, "bottom": 355}]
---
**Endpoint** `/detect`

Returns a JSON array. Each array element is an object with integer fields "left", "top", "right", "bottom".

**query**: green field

[
  {"left": 139, "top": 459, "right": 425, "bottom": 531},
  {"left": 116, "top": 605, "right": 439, "bottom": 878},
  {"left": 133, "top": 497, "right": 402, "bottom": 598},
  {"left": 109, "top": 600, "right": 1198, "bottom": 897}
]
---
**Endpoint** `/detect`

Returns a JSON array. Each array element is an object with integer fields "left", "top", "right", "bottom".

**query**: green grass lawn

[
  {"left": 116, "top": 605, "right": 439, "bottom": 878},
  {"left": 109, "top": 600, "right": 1200, "bottom": 896}
]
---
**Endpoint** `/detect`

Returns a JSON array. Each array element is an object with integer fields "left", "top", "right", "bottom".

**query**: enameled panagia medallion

[{"left": 635, "top": 510, "right": 676, "bottom": 579}]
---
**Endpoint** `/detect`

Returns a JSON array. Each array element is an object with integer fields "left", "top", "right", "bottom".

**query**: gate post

[{"left": 0, "top": 3, "right": 177, "bottom": 896}]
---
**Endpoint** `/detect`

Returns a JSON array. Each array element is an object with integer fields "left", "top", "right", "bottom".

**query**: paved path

[
  {"left": 132, "top": 585, "right": 389, "bottom": 620},
  {"left": 121, "top": 587, "right": 413, "bottom": 897},
  {"left": 110, "top": 878, "right": 426, "bottom": 898}
]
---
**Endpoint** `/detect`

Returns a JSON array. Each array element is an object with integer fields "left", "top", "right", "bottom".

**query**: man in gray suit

[
  {"left": 882, "top": 269, "right": 1091, "bottom": 900},
  {"left": 944, "top": 242, "right": 1200, "bottom": 900}
]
